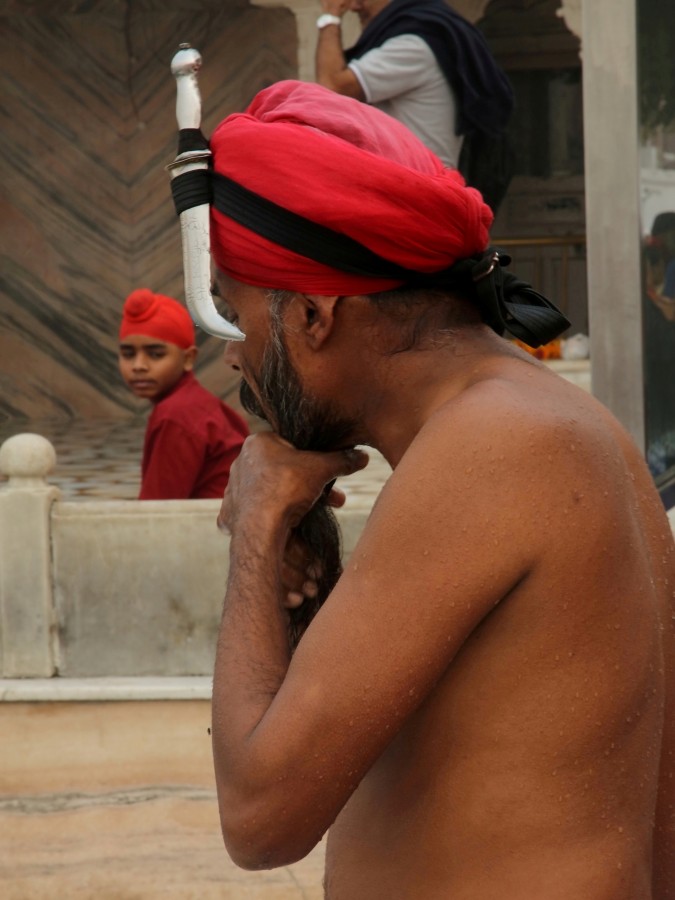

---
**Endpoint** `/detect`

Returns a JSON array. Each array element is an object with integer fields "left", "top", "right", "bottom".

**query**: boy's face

[{"left": 118, "top": 335, "right": 197, "bottom": 402}]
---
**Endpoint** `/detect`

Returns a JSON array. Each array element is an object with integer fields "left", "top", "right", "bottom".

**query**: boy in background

[{"left": 118, "top": 288, "right": 249, "bottom": 499}]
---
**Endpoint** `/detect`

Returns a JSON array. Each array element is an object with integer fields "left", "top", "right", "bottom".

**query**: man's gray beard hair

[{"left": 238, "top": 291, "right": 354, "bottom": 649}]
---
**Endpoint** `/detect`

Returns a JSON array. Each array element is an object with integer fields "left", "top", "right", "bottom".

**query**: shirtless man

[{"left": 189, "top": 82, "right": 674, "bottom": 896}]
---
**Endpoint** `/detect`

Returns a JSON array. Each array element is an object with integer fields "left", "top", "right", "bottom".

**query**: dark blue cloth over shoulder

[{"left": 344, "top": 0, "right": 513, "bottom": 137}]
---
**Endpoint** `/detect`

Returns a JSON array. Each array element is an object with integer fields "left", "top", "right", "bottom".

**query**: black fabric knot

[{"left": 450, "top": 250, "right": 571, "bottom": 347}]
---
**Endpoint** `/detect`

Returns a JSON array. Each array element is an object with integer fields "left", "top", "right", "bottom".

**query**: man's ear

[
  {"left": 183, "top": 345, "right": 198, "bottom": 371},
  {"left": 298, "top": 294, "right": 342, "bottom": 349}
]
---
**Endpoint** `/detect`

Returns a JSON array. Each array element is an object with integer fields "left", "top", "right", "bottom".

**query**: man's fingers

[
  {"left": 285, "top": 591, "right": 305, "bottom": 609},
  {"left": 334, "top": 447, "right": 369, "bottom": 477},
  {"left": 327, "top": 487, "right": 347, "bottom": 508}
]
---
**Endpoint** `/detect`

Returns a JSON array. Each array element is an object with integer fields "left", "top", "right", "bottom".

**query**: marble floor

[
  {"left": 1, "top": 700, "right": 327, "bottom": 900},
  {"left": 0, "top": 418, "right": 393, "bottom": 507}
]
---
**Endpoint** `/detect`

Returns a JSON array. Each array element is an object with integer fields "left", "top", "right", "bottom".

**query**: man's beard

[
  {"left": 239, "top": 349, "right": 354, "bottom": 454},
  {"left": 239, "top": 317, "right": 356, "bottom": 649}
]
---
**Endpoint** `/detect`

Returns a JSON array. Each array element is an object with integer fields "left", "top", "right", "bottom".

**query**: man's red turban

[
  {"left": 208, "top": 80, "right": 493, "bottom": 295},
  {"left": 120, "top": 289, "right": 195, "bottom": 348}
]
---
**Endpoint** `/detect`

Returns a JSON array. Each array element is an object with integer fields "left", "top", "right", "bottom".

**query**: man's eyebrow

[{"left": 118, "top": 342, "right": 169, "bottom": 350}]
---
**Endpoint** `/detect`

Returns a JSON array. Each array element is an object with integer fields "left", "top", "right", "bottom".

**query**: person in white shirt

[{"left": 315, "top": 0, "right": 515, "bottom": 209}]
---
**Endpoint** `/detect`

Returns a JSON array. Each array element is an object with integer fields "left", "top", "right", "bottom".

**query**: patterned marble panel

[{"left": 0, "top": 0, "right": 297, "bottom": 423}]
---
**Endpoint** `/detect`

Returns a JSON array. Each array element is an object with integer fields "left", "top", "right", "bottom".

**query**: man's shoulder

[
  {"left": 155, "top": 375, "right": 248, "bottom": 440},
  {"left": 377, "top": 33, "right": 434, "bottom": 53},
  {"left": 353, "top": 33, "right": 435, "bottom": 66},
  {"left": 394, "top": 367, "right": 627, "bottom": 509}
]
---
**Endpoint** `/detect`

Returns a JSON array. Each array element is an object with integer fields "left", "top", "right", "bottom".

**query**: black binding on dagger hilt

[
  {"left": 177, "top": 128, "right": 210, "bottom": 155},
  {"left": 169, "top": 167, "right": 570, "bottom": 348}
]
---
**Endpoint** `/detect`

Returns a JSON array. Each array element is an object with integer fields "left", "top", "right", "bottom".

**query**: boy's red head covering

[
  {"left": 120, "top": 289, "right": 195, "bottom": 348},
  {"left": 208, "top": 80, "right": 493, "bottom": 295}
]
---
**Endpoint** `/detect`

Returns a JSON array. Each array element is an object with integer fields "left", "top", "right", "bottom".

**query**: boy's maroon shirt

[{"left": 140, "top": 371, "right": 249, "bottom": 500}]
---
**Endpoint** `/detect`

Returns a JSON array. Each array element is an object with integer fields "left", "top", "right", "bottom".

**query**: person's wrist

[{"left": 317, "top": 13, "right": 342, "bottom": 29}]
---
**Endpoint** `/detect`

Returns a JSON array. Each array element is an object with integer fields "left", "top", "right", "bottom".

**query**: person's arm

[
  {"left": 140, "top": 419, "right": 204, "bottom": 499},
  {"left": 211, "top": 414, "right": 544, "bottom": 869},
  {"left": 212, "top": 434, "right": 370, "bottom": 866},
  {"left": 315, "top": 1, "right": 364, "bottom": 99}
]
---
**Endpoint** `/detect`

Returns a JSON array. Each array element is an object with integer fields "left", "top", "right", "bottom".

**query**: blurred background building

[{"left": 0, "top": 0, "right": 672, "bottom": 500}]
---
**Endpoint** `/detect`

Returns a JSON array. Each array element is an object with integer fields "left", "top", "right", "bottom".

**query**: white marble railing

[{"left": 0, "top": 433, "right": 371, "bottom": 682}]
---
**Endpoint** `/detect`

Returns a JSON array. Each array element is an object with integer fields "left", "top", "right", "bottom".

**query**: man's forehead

[{"left": 214, "top": 270, "right": 272, "bottom": 308}]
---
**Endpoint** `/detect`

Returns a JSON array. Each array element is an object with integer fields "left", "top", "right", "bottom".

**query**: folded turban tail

[{"left": 170, "top": 80, "right": 569, "bottom": 347}]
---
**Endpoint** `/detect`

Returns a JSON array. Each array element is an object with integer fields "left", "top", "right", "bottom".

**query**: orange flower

[{"left": 512, "top": 338, "right": 562, "bottom": 360}]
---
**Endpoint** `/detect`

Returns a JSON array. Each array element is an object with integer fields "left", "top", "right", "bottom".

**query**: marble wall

[{"left": 0, "top": 0, "right": 296, "bottom": 423}]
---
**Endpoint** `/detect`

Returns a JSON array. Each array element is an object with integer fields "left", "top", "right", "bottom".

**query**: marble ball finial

[{"left": 0, "top": 433, "right": 57, "bottom": 481}]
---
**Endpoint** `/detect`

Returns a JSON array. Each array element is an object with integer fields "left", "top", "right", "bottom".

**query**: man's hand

[
  {"left": 282, "top": 532, "right": 321, "bottom": 610},
  {"left": 217, "top": 432, "right": 368, "bottom": 537},
  {"left": 319, "top": 0, "right": 350, "bottom": 15}
]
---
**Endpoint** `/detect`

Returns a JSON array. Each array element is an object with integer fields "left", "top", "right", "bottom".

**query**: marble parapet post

[{"left": 0, "top": 434, "right": 60, "bottom": 677}]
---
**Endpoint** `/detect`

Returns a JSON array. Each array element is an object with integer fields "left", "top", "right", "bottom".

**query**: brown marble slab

[
  {"left": 0, "top": 0, "right": 296, "bottom": 422},
  {"left": 0, "top": 699, "right": 327, "bottom": 899}
]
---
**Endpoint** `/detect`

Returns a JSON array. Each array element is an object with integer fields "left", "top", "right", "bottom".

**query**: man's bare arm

[
  {"left": 211, "top": 435, "right": 369, "bottom": 867},
  {"left": 315, "top": 3, "right": 364, "bottom": 99}
]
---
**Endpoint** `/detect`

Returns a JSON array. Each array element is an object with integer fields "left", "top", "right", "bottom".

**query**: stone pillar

[
  {"left": 0, "top": 434, "right": 60, "bottom": 677},
  {"left": 557, "top": 0, "right": 582, "bottom": 43},
  {"left": 582, "top": 0, "right": 643, "bottom": 444}
]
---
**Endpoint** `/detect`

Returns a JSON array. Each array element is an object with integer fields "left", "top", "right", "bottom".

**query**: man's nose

[
  {"left": 131, "top": 354, "right": 148, "bottom": 372},
  {"left": 223, "top": 341, "right": 241, "bottom": 372}
]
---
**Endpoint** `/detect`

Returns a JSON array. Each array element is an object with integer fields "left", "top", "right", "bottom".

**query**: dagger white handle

[
  {"left": 171, "top": 46, "right": 203, "bottom": 130},
  {"left": 170, "top": 45, "right": 245, "bottom": 342}
]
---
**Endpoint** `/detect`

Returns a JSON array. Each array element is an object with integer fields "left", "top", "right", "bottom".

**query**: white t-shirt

[{"left": 348, "top": 34, "right": 463, "bottom": 168}]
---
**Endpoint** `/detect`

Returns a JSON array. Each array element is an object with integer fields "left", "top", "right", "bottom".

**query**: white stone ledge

[{"left": 0, "top": 676, "right": 213, "bottom": 703}]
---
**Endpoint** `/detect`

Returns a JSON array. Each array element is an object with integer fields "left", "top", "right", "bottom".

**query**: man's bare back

[
  {"left": 195, "top": 81, "right": 673, "bottom": 897},
  {"left": 322, "top": 357, "right": 674, "bottom": 898},
  {"left": 211, "top": 310, "right": 674, "bottom": 899}
]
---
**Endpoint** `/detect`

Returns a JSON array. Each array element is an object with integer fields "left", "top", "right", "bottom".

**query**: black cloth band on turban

[{"left": 170, "top": 169, "right": 570, "bottom": 347}]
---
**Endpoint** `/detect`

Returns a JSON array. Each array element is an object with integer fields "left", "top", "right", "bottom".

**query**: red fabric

[
  {"left": 209, "top": 80, "right": 493, "bottom": 294},
  {"left": 139, "top": 372, "right": 249, "bottom": 500},
  {"left": 121, "top": 289, "right": 195, "bottom": 348}
]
